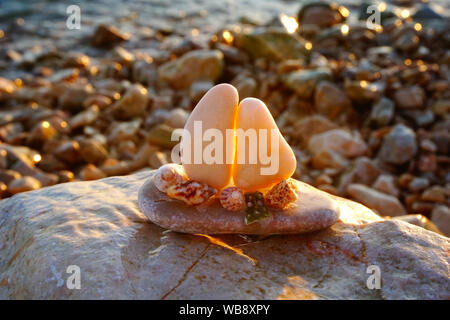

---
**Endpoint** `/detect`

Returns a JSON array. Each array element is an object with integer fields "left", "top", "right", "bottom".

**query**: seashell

[
  {"left": 167, "top": 180, "right": 217, "bottom": 206},
  {"left": 153, "top": 163, "right": 188, "bottom": 193},
  {"left": 220, "top": 187, "right": 245, "bottom": 211},
  {"left": 265, "top": 179, "right": 298, "bottom": 209}
]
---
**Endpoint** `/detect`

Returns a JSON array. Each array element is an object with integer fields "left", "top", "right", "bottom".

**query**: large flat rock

[
  {"left": 138, "top": 176, "right": 339, "bottom": 235},
  {"left": 0, "top": 170, "right": 448, "bottom": 299}
]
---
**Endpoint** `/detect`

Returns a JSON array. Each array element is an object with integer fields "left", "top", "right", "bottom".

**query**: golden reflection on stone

[
  {"left": 195, "top": 234, "right": 257, "bottom": 265},
  {"left": 277, "top": 276, "right": 318, "bottom": 300}
]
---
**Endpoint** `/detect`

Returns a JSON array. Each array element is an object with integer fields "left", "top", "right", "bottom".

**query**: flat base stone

[{"left": 138, "top": 174, "right": 339, "bottom": 235}]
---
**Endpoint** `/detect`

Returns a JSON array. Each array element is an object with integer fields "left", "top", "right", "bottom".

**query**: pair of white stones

[{"left": 181, "top": 83, "right": 297, "bottom": 192}]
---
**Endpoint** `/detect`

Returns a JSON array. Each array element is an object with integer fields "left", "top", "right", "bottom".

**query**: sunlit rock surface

[{"left": 0, "top": 171, "right": 448, "bottom": 299}]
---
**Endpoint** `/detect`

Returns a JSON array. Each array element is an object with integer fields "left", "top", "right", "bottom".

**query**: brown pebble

[
  {"left": 0, "top": 169, "right": 22, "bottom": 185},
  {"left": 57, "top": 170, "right": 74, "bottom": 183},
  {"left": 411, "top": 201, "right": 435, "bottom": 215},
  {"left": 421, "top": 186, "right": 447, "bottom": 203},
  {"left": 314, "top": 174, "right": 333, "bottom": 187},
  {"left": 8, "top": 176, "right": 41, "bottom": 194},
  {"left": 33, "top": 172, "right": 58, "bottom": 187},
  {"left": 83, "top": 94, "right": 112, "bottom": 109},
  {"left": 398, "top": 173, "right": 414, "bottom": 189},
  {"left": 317, "top": 184, "right": 338, "bottom": 195},
  {"left": 79, "top": 139, "right": 108, "bottom": 164},
  {"left": 80, "top": 164, "right": 106, "bottom": 181},
  {"left": 54, "top": 141, "right": 81, "bottom": 164},
  {"left": 0, "top": 182, "right": 7, "bottom": 198}
]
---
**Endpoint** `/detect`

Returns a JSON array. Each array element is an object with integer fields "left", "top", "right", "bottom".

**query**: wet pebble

[
  {"left": 57, "top": 170, "right": 75, "bottom": 183},
  {"left": 91, "top": 24, "right": 130, "bottom": 48},
  {"left": 111, "top": 84, "right": 148, "bottom": 120},
  {"left": 83, "top": 94, "right": 113, "bottom": 109},
  {"left": 158, "top": 50, "right": 224, "bottom": 89},
  {"left": 297, "top": 1, "right": 346, "bottom": 28},
  {"left": 79, "top": 139, "right": 108, "bottom": 164},
  {"left": 59, "top": 84, "right": 94, "bottom": 111},
  {"left": 53, "top": 141, "right": 81, "bottom": 164},
  {"left": 235, "top": 29, "right": 308, "bottom": 62},
  {"left": 27, "top": 121, "right": 58, "bottom": 147},
  {"left": 283, "top": 68, "right": 332, "bottom": 98},
  {"left": 69, "top": 105, "right": 99, "bottom": 130},
  {"left": 344, "top": 80, "right": 383, "bottom": 103}
]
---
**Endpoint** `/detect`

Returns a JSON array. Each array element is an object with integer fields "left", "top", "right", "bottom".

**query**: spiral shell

[
  {"left": 220, "top": 187, "right": 245, "bottom": 211},
  {"left": 153, "top": 163, "right": 188, "bottom": 193},
  {"left": 167, "top": 180, "right": 217, "bottom": 206},
  {"left": 265, "top": 179, "right": 298, "bottom": 209}
]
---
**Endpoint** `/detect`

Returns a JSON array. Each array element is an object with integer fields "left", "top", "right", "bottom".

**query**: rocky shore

[
  {"left": 0, "top": 170, "right": 448, "bottom": 299},
  {"left": 0, "top": 1, "right": 449, "bottom": 236}
]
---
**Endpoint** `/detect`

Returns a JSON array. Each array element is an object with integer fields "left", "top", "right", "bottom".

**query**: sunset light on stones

[{"left": 0, "top": 0, "right": 448, "bottom": 303}]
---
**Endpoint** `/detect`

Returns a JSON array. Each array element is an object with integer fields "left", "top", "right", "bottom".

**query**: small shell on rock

[
  {"left": 244, "top": 191, "right": 270, "bottom": 224},
  {"left": 265, "top": 179, "right": 298, "bottom": 209},
  {"left": 220, "top": 187, "right": 245, "bottom": 211},
  {"left": 153, "top": 163, "right": 188, "bottom": 193},
  {"left": 167, "top": 180, "right": 217, "bottom": 206}
]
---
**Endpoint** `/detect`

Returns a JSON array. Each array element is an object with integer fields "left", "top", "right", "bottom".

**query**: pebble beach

[{"left": 0, "top": 0, "right": 449, "bottom": 235}]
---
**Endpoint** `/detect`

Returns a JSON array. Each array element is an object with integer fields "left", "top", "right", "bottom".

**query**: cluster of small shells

[
  {"left": 153, "top": 164, "right": 298, "bottom": 210},
  {"left": 154, "top": 163, "right": 217, "bottom": 205}
]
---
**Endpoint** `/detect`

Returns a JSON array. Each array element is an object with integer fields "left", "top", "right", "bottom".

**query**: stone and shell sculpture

[{"left": 138, "top": 84, "right": 339, "bottom": 234}]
